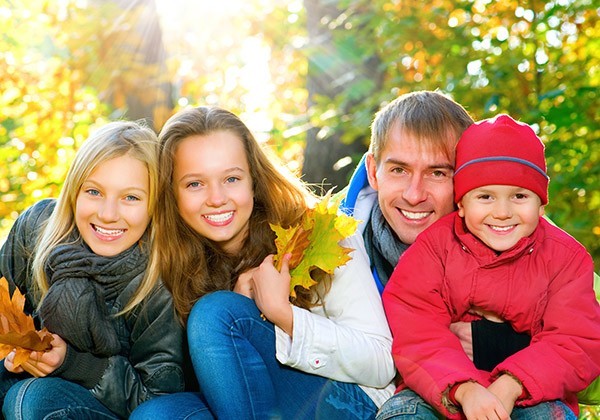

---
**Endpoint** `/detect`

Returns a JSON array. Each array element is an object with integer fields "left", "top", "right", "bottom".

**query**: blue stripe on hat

[{"left": 454, "top": 156, "right": 549, "bottom": 179}]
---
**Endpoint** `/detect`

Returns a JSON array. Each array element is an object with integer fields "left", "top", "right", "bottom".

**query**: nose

[
  {"left": 206, "top": 184, "right": 227, "bottom": 207},
  {"left": 492, "top": 199, "right": 512, "bottom": 219},
  {"left": 98, "top": 199, "right": 119, "bottom": 222},
  {"left": 401, "top": 175, "right": 427, "bottom": 205}
]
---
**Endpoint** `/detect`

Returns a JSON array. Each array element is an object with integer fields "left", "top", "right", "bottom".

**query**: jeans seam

[
  {"left": 328, "top": 381, "right": 370, "bottom": 409},
  {"left": 44, "top": 408, "right": 117, "bottom": 420},
  {"left": 13, "top": 377, "right": 37, "bottom": 420},
  {"left": 230, "top": 315, "right": 275, "bottom": 420}
]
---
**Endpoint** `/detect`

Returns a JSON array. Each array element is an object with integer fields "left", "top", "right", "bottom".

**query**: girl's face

[
  {"left": 76, "top": 154, "right": 151, "bottom": 256},
  {"left": 173, "top": 131, "right": 254, "bottom": 254}
]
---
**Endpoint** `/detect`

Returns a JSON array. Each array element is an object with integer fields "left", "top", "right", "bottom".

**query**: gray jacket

[{"left": 0, "top": 199, "right": 185, "bottom": 418}]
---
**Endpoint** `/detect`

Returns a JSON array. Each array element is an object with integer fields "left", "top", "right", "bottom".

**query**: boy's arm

[
  {"left": 382, "top": 233, "right": 488, "bottom": 418},
  {"left": 494, "top": 248, "right": 600, "bottom": 406}
]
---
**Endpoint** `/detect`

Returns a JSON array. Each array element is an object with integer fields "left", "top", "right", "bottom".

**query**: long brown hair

[{"left": 156, "top": 107, "right": 323, "bottom": 322}]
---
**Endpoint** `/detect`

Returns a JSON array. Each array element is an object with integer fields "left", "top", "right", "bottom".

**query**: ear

[
  {"left": 457, "top": 200, "right": 465, "bottom": 217},
  {"left": 538, "top": 205, "right": 545, "bottom": 217},
  {"left": 366, "top": 152, "right": 379, "bottom": 191}
]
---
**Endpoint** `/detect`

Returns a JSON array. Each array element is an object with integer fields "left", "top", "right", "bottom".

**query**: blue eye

[
  {"left": 125, "top": 195, "right": 140, "bottom": 201},
  {"left": 86, "top": 189, "right": 100, "bottom": 196},
  {"left": 226, "top": 176, "right": 239, "bottom": 183}
]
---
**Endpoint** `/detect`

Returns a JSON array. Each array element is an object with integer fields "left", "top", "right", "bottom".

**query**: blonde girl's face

[
  {"left": 75, "top": 154, "right": 151, "bottom": 256},
  {"left": 173, "top": 131, "right": 254, "bottom": 254}
]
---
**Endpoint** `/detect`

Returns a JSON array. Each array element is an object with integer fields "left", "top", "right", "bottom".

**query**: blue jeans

[
  {"left": 3, "top": 377, "right": 118, "bottom": 419},
  {"left": 375, "top": 388, "right": 577, "bottom": 420},
  {"left": 131, "top": 291, "right": 377, "bottom": 420}
]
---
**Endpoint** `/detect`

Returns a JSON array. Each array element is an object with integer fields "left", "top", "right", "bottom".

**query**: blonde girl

[{"left": 1, "top": 121, "right": 184, "bottom": 419}]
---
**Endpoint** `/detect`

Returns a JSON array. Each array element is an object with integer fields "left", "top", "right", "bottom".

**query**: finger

[{"left": 280, "top": 253, "right": 291, "bottom": 275}]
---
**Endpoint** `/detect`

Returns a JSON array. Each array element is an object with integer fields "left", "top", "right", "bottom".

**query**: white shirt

[{"left": 274, "top": 231, "right": 396, "bottom": 408}]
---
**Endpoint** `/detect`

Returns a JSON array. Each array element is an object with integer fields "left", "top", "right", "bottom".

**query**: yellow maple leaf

[
  {"left": 271, "top": 193, "right": 360, "bottom": 297},
  {"left": 0, "top": 277, "right": 53, "bottom": 368}
]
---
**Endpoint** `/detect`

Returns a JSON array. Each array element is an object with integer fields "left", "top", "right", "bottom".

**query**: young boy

[{"left": 379, "top": 114, "right": 600, "bottom": 419}]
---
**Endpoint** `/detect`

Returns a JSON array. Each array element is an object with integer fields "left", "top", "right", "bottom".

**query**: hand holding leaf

[
  {"left": 270, "top": 193, "right": 360, "bottom": 297},
  {"left": 0, "top": 278, "right": 53, "bottom": 368}
]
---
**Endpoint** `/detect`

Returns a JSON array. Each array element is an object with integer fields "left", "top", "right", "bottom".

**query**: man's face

[{"left": 366, "top": 127, "right": 456, "bottom": 244}]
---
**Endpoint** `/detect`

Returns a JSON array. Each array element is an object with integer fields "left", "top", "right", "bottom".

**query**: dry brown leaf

[{"left": 0, "top": 277, "right": 53, "bottom": 367}]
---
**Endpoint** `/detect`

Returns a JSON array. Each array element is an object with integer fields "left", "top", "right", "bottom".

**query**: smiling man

[{"left": 342, "top": 90, "right": 473, "bottom": 291}]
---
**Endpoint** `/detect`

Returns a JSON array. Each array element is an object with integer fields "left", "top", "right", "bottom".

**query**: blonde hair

[
  {"left": 370, "top": 90, "right": 474, "bottom": 165},
  {"left": 31, "top": 121, "right": 160, "bottom": 314},
  {"left": 155, "top": 107, "right": 324, "bottom": 322}
]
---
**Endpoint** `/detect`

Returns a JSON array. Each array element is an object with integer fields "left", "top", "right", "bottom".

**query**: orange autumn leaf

[
  {"left": 0, "top": 277, "right": 53, "bottom": 368},
  {"left": 271, "top": 192, "right": 360, "bottom": 297}
]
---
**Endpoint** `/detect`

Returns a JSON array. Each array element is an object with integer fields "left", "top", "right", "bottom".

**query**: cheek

[
  {"left": 377, "top": 177, "right": 401, "bottom": 204},
  {"left": 436, "top": 185, "right": 456, "bottom": 211},
  {"left": 132, "top": 209, "right": 151, "bottom": 230},
  {"left": 176, "top": 190, "right": 198, "bottom": 214},
  {"left": 74, "top": 196, "right": 91, "bottom": 222}
]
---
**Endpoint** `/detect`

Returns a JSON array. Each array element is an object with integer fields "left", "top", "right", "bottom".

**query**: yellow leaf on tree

[
  {"left": 0, "top": 277, "right": 53, "bottom": 368},
  {"left": 271, "top": 193, "right": 360, "bottom": 297}
]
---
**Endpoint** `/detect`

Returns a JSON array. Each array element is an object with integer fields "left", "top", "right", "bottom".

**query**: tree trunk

[
  {"left": 91, "top": 0, "right": 173, "bottom": 131},
  {"left": 302, "top": 0, "right": 382, "bottom": 192}
]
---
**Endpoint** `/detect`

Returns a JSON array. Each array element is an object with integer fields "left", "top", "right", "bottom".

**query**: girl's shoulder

[
  {"left": 21, "top": 198, "right": 56, "bottom": 225},
  {"left": 9, "top": 198, "right": 57, "bottom": 242}
]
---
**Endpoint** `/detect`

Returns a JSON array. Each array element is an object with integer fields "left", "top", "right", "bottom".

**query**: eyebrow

[
  {"left": 178, "top": 166, "right": 247, "bottom": 183},
  {"left": 383, "top": 158, "right": 454, "bottom": 170},
  {"left": 81, "top": 181, "right": 149, "bottom": 196}
]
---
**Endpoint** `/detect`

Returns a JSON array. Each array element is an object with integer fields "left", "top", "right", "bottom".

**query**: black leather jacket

[{"left": 0, "top": 199, "right": 185, "bottom": 418}]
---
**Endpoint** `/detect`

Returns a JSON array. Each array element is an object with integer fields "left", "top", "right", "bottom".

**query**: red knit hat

[{"left": 454, "top": 114, "right": 549, "bottom": 204}]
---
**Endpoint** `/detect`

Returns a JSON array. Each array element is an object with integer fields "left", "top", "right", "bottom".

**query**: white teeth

[
  {"left": 94, "top": 225, "right": 124, "bottom": 236},
  {"left": 204, "top": 211, "right": 233, "bottom": 223},
  {"left": 490, "top": 225, "right": 513, "bottom": 232},
  {"left": 401, "top": 210, "right": 431, "bottom": 220}
]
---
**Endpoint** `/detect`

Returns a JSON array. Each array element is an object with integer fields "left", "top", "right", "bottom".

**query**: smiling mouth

[
  {"left": 93, "top": 224, "right": 125, "bottom": 236},
  {"left": 203, "top": 211, "right": 234, "bottom": 223},
  {"left": 488, "top": 224, "right": 516, "bottom": 232},
  {"left": 400, "top": 209, "right": 432, "bottom": 221}
]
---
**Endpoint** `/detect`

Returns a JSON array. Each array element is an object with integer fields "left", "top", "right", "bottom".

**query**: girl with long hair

[
  {"left": 131, "top": 106, "right": 395, "bottom": 419},
  {"left": 0, "top": 121, "right": 184, "bottom": 419}
]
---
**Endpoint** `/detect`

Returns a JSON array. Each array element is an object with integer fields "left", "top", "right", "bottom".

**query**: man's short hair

[{"left": 369, "top": 90, "right": 474, "bottom": 164}]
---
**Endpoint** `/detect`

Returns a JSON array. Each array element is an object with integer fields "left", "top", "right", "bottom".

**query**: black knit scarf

[
  {"left": 362, "top": 201, "right": 409, "bottom": 287},
  {"left": 38, "top": 233, "right": 148, "bottom": 356}
]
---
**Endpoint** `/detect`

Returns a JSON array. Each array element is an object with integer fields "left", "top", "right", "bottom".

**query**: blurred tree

[
  {"left": 0, "top": 0, "right": 108, "bottom": 233},
  {"left": 90, "top": 0, "right": 173, "bottom": 129},
  {"left": 0, "top": 0, "right": 171, "bottom": 234},
  {"left": 295, "top": 0, "right": 599, "bottom": 267},
  {"left": 301, "top": 0, "right": 381, "bottom": 191}
]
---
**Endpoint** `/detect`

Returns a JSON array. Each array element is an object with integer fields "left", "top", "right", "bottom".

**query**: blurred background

[
  {"left": 0, "top": 0, "right": 599, "bottom": 416},
  {"left": 0, "top": 1, "right": 598, "bottom": 280}
]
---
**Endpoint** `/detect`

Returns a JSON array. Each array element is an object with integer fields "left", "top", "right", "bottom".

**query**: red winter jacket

[{"left": 383, "top": 212, "right": 600, "bottom": 418}]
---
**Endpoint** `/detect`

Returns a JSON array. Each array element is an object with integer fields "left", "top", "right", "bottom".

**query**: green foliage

[
  {"left": 0, "top": 0, "right": 110, "bottom": 234},
  {"left": 1, "top": 0, "right": 598, "bottom": 270},
  {"left": 299, "top": 0, "right": 600, "bottom": 268}
]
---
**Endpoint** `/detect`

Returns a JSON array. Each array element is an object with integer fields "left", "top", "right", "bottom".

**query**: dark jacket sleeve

[
  {"left": 0, "top": 199, "right": 56, "bottom": 314},
  {"left": 89, "top": 282, "right": 185, "bottom": 418}
]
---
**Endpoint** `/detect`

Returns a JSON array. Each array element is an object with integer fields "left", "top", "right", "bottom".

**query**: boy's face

[
  {"left": 457, "top": 185, "right": 545, "bottom": 252},
  {"left": 366, "top": 126, "right": 456, "bottom": 245}
]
